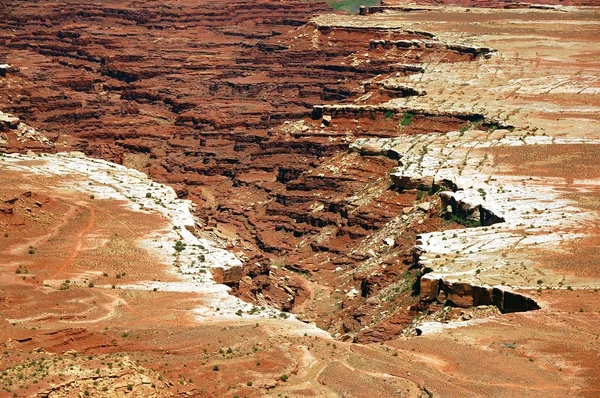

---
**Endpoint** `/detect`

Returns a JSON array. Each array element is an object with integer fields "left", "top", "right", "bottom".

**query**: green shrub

[
  {"left": 326, "top": 0, "right": 380, "bottom": 13},
  {"left": 174, "top": 241, "right": 186, "bottom": 253},
  {"left": 400, "top": 111, "right": 414, "bottom": 127}
]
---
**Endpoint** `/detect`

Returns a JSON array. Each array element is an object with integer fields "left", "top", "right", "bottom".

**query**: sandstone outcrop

[
  {"left": 0, "top": 112, "right": 19, "bottom": 129},
  {"left": 2, "top": 0, "right": 600, "bottom": 347},
  {"left": 1, "top": 2, "right": 600, "bottom": 396},
  {"left": 0, "top": 0, "right": 490, "bottom": 334},
  {"left": 211, "top": 264, "right": 243, "bottom": 286}
]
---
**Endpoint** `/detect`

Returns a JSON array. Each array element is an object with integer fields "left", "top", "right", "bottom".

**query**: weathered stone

[
  {"left": 0, "top": 112, "right": 20, "bottom": 129},
  {"left": 387, "top": 143, "right": 412, "bottom": 160},
  {"left": 390, "top": 173, "right": 434, "bottom": 190},
  {"left": 346, "top": 288, "right": 359, "bottom": 299},
  {"left": 417, "top": 202, "right": 431, "bottom": 212},
  {"left": 360, "top": 141, "right": 387, "bottom": 156},
  {"left": 211, "top": 264, "right": 243, "bottom": 286},
  {"left": 446, "top": 281, "right": 475, "bottom": 308},
  {"left": 311, "top": 105, "right": 324, "bottom": 120},
  {"left": 420, "top": 274, "right": 439, "bottom": 301},
  {"left": 436, "top": 290, "right": 447, "bottom": 304}
]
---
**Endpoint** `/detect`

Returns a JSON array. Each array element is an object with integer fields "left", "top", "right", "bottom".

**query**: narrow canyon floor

[{"left": 1, "top": 1, "right": 600, "bottom": 397}]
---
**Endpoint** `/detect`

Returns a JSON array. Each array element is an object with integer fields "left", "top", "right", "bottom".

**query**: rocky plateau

[{"left": 1, "top": 0, "right": 599, "bottom": 397}]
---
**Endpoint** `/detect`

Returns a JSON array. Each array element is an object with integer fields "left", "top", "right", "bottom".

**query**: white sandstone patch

[
  {"left": 1, "top": 152, "right": 324, "bottom": 331},
  {"left": 353, "top": 134, "right": 600, "bottom": 292}
]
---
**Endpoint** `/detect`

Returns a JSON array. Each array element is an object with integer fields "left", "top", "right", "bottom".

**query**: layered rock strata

[{"left": 2, "top": 2, "right": 600, "bottom": 342}]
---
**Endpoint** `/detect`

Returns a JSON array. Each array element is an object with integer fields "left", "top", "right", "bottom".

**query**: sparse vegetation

[
  {"left": 400, "top": 111, "right": 414, "bottom": 127},
  {"left": 174, "top": 240, "right": 186, "bottom": 253},
  {"left": 460, "top": 123, "right": 472, "bottom": 134},
  {"left": 324, "top": 0, "right": 380, "bottom": 14},
  {"left": 443, "top": 213, "right": 481, "bottom": 228}
]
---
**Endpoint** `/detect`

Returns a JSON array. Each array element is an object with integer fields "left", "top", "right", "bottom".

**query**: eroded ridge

[
  {"left": 305, "top": 5, "right": 600, "bottom": 324},
  {"left": 353, "top": 132, "right": 600, "bottom": 316}
]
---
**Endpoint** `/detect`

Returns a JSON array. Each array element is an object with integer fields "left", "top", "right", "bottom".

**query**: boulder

[
  {"left": 346, "top": 288, "right": 359, "bottom": 299},
  {"left": 0, "top": 112, "right": 20, "bottom": 130},
  {"left": 0, "top": 64, "right": 11, "bottom": 77},
  {"left": 211, "top": 264, "right": 243, "bottom": 286},
  {"left": 311, "top": 105, "right": 324, "bottom": 120},
  {"left": 390, "top": 173, "right": 434, "bottom": 190},
  {"left": 420, "top": 274, "right": 440, "bottom": 301},
  {"left": 360, "top": 141, "right": 387, "bottom": 156},
  {"left": 417, "top": 202, "right": 431, "bottom": 212}
]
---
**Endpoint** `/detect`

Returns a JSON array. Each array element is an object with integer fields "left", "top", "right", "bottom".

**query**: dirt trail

[{"left": 49, "top": 204, "right": 96, "bottom": 280}]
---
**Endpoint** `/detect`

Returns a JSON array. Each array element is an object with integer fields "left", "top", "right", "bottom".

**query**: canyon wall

[{"left": 0, "top": 0, "right": 485, "bottom": 339}]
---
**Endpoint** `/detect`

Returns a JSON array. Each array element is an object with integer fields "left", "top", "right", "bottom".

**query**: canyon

[{"left": 1, "top": 0, "right": 600, "bottom": 396}]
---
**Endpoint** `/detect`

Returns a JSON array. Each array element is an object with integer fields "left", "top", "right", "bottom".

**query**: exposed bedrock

[
  {"left": 5, "top": 0, "right": 593, "bottom": 341},
  {"left": 349, "top": 129, "right": 600, "bottom": 317},
  {"left": 0, "top": 0, "right": 484, "bottom": 323},
  {"left": 0, "top": 111, "right": 20, "bottom": 129},
  {"left": 369, "top": 39, "right": 495, "bottom": 58},
  {"left": 0, "top": 111, "right": 54, "bottom": 151},
  {"left": 419, "top": 274, "right": 539, "bottom": 312}
]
